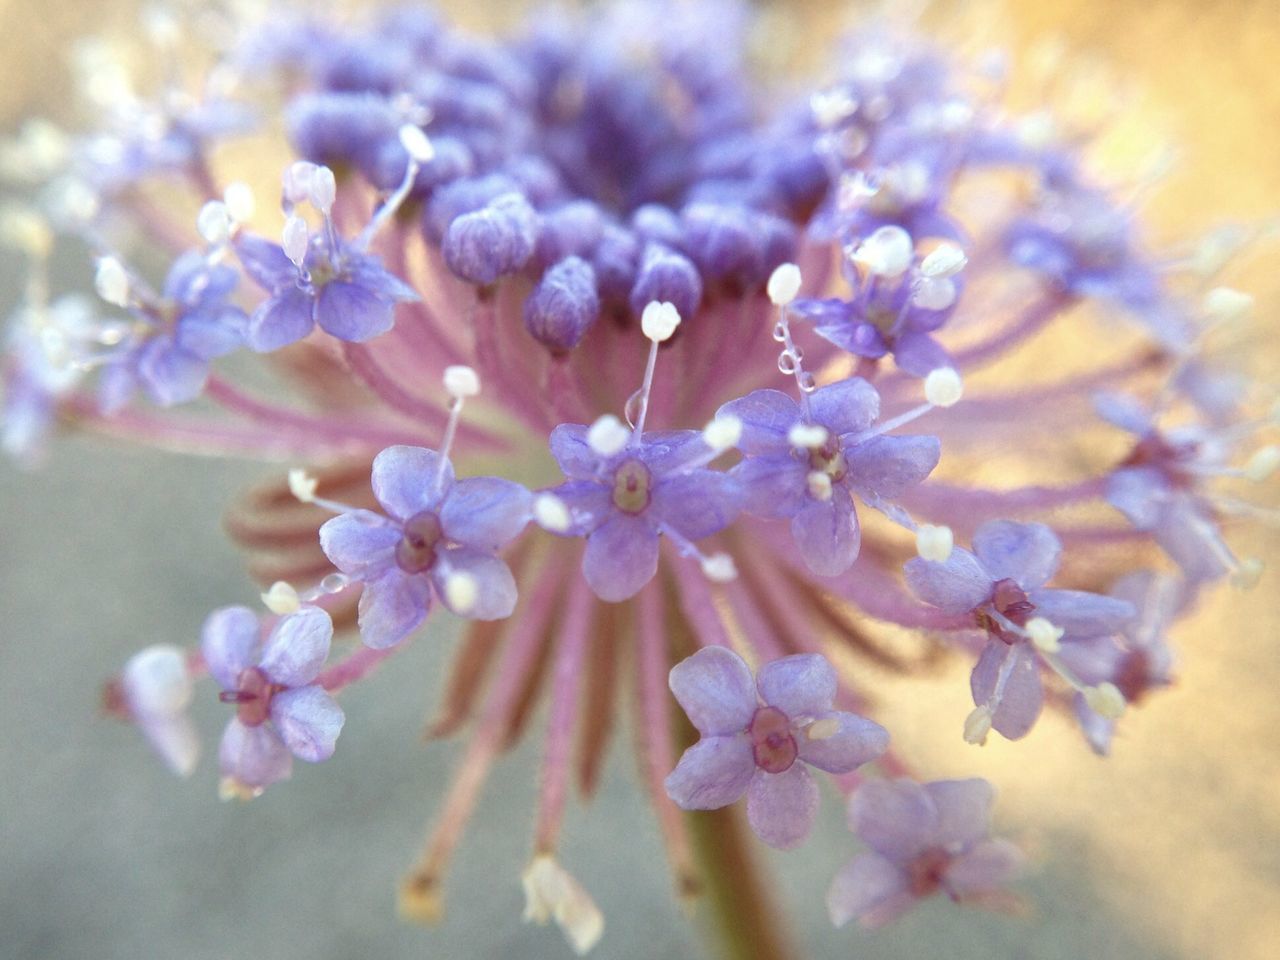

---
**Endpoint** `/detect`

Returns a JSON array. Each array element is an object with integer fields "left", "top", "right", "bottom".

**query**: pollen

[
  {"left": 287, "top": 468, "right": 318, "bottom": 503},
  {"left": 916, "top": 524, "right": 954, "bottom": 562},
  {"left": 767, "top": 263, "right": 803, "bottom": 306},
  {"left": 587, "top": 414, "right": 630, "bottom": 457},
  {"left": 789, "top": 422, "right": 830, "bottom": 449},
  {"left": 1025, "top": 617, "right": 1064, "bottom": 653},
  {"left": 534, "top": 493, "right": 572, "bottom": 533},
  {"left": 261, "top": 581, "right": 301, "bottom": 615},
  {"left": 924, "top": 367, "right": 963, "bottom": 408}
]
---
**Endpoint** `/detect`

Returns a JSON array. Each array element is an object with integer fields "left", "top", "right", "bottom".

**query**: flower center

[
  {"left": 808, "top": 438, "right": 849, "bottom": 482},
  {"left": 396, "top": 510, "right": 444, "bottom": 574},
  {"left": 976, "top": 578, "right": 1036, "bottom": 643},
  {"left": 611, "top": 459, "right": 653, "bottom": 514},
  {"left": 748, "top": 705, "right": 798, "bottom": 774},
  {"left": 219, "top": 667, "right": 276, "bottom": 727},
  {"left": 905, "top": 847, "right": 953, "bottom": 898},
  {"left": 1122, "top": 432, "right": 1198, "bottom": 487}
]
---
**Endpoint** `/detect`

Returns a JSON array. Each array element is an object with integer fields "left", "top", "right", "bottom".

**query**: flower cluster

[{"left": 5, "top": 1, "right": 1275, "bottom": 956}]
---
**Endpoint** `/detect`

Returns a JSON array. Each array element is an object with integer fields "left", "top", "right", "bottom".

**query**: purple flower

[
  {"left": 544, "top": 424, "right": 742, "bottom": 602},
  {"left": 201, "top": 605, "right": 345, "bottom": 796},
  {"left": 665, "top": 646, "right": 888, "bottom": 849},
  {"left": 904, "top": 520, "right": 1134, "bottom": 739},
  {"left": 720, "top": 378, "right": 940, "bottom": 576},
  {"left": 319, "top": 445, "right": 532, "bottom": 648},
  {"left": 827, "top": 778, "right": 1023, "bottom": 928}
]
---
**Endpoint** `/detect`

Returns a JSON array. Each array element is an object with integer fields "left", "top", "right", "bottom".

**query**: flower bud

[
  {"left": 629, "top": 243, "right": 702, "bottom": 321},
  {"left": 524, "top": 256, "right": 600, "bottom": 353},
  {"left": 443, "top": 192, "right": 537, "bottom": 285}
]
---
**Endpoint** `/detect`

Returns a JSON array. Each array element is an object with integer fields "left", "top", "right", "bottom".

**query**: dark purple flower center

[
  {"left": 1114, "top": 650, "right": 1157, "bottom": 704},
  {"left": 1122, "top": 432, "right": 1198, "bottom": 487},
  {"left": 396, "top": 510, "right": 444, "bottom": 574},
  {"left": 749, "top": 705, "right": 798, "bottom": 774},
  {"left": 906, "top": 847, "right": 955, "bottom": 899},
  {"left": 611, "top": 459, "right": 653, "bottom": 514},
  {"left": 976, "top": 578, "right": 1036, "bottom": 643},
  {"left": 808, "top": 438, "right": 849, "bottom": 483},
  {"left": 219, "top": 667, "right": 278, "bottom": 727}
]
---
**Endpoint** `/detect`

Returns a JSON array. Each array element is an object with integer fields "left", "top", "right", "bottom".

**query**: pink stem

[{"left": 319, "top": 643, "right": 397, "bottom": 692}]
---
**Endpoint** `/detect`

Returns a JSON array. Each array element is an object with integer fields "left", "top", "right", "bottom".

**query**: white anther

[
  {"left": 852, "top": 225, "right": 914, "bottom": 279},
  {"left": 1016, "top": 111, "right": 1057, "bottom": 149},
  {"left": 1083, "top": 682, "right": 1126, "bottom": 720},
  {"left": 767, "top": 263, "right": 803, "bottom": 307},
  {"left": 94, "top": 257, "right": 130, "bottom": 307},
  {"left": 1245, "top": 446, "right": 1280, "bottom": 482},
  {"left": 1026, "top": 616, "right": 1064, "bottom": 653},
  {"left": 806, "top": 717, "right": 839, "bottom": 741},
  {"left": 223, "top": 182, "right": 255, "bottom": 223},
  {"left": 587, "top": 414, "right": 630, "bottom": 457},
  {"left": 963, "top": 704, "right": 993, "bottom": 745},
  {"left": 700, "top": 553, "right": 738, "bottom": 583},
  {"left": 142, "top": 6, "right": 181, "bottom": 46},
  {"left": 810, "top": 88, "right": 858, "bottom": 128},
  {"left": 806, "top": 471, "right": 833, "bottom": 501},
  {"left": 1230, "top": 557, "right": 1264, "bottom": 591},
  {"left": 288, "top": 468, "right": 318, "bottom": 503},
  {"left": 788, "top": 423, "right": 829, "bottom": 449},
  {"left": 443, "top": 571, "right": 479, "bottom": 614},
  {"left": 196, "top": 201, "right": 234, "bottom": 246},
  {"left": 1202, "top": 287, "right": 1254, "bottom": 324},
  {"left": 911, "top": 275, "right": 957, "bottom": 311},
  {"left": 641, "top": 300, "right": 681, "bottom": 342},
  {"left": 0, "top": 206, "right": 52, "bottom": 257},
  {"left": 521, "top": 855, "right": 604, "bottom": 956},
  {"left": 443, "top": 364, "right": 480, "bottom": 399},
  {"left": 920, "top": 242, "right": 967, "bottom": 278},
  {"left": 261, "top": 581, "right": 301, "bottom": 615},
  {"left": 915, "top": 524, "right": 953, "bottom": 562},
  {"left": 702, "top": 414, "right": 742, "bottom": 453},
  {"left": 282, "top": 215, "right": 309, "bottom": 269},
  {"left": 308, "top": 165, "right": 337, "bottom": 214},
  {"left": 534, "top": 493, "right": 572, "bottom": 533},
  {"left": 924, "top": 367, "right": 963, "bottom": 407},
  {"left": 282, "top": 161, "right": 318, "bottom": 206},
  {"left": 398, "top": 124, "right": 436, "bottom": 164}
]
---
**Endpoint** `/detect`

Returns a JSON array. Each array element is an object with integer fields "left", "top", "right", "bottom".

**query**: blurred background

[{"left": 1, "top": 1, "right": 1278, "bottom": 959}]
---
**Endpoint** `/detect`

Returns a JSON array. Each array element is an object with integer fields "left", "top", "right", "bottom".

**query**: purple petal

[
  {"left": 664, "top": 735, "right": 756, "bottom": 810},
  {"left": 139, "top": 716, "right": 201, "bottom": 778},
  {"left": 318, "top": 510, "right": 400, "bottom": 577},
  {"left": 651, "top": 470, "right": 741, "bottom": 540},
  {"left": 1152, "top": 498, "right": 1231, "bottom": 582},
  {"left": 826, "top": 854, "right": 913, "bottom": 929},
  {"left": 314, "top": 280, "right": 395, "bottom": 342},
  {"left": 358, "top": 568, "right": 432, "bottom": 649},
  {"left": 346, "top": 257, "right": 420, "bottom": 302},
  {"left": 1074, "top": 693, "right": 1116, "bottom": 755},
  {"left": 808, "top": 378, "right": 880, "bottom": 435},
  {"left": 1093, "top": 391, "right": 1153, "bottom": 435},
  {"left": 235, "top": 234, "right": 297, "bottom": 291},
  {"left": 1027, "top": 588, "right": 1135, "bottom": 636},
  {"left": 218, "top": 718, "right": 292, "bottom": 788},
  {"left": 1055, "top": 634, "right": 1125, "bottom": 687},
  {"left": 1106, "top": 467, "right": 1166, "bottom": 529},
  {"left": 944, "top": 838, "right": 1024, "bottom": 898},
  {"left": 746, "top": 764, "right": 819, "bottom": 849},
  {"left": 430, "top": 547, "right": 518, "bottom": 620},
  {"left": 582, "top": 513, "right": 660, "bottom": 602},
  {"left": 732, "top": 455, "right": 808, "bottom": 519},
  {"left": 757, "top": 653, "right": 837, "bottom": 718},
  {"left": 716, "top": 389, "right": 799, "bottom": 456},
  {"left": 846, "top": 434, "right": 940, "bottom": 502},
  {"left": 971, "top": 641, "right": 1043, "bottom": 740},
  {"left": 269, "top": 685, "right": 345, "bottom": 762},
  {"left": 637, "top": 430, "right": 712, "bottom": 475},
  {"left": 136, "top": 340, "right": 208, "bottom": 406},
  {"left": 441, "top": 477, "right": 532, "bottom": 551},
  {"left": 548, "top": 423, "right": 601, "bottom": 480},
  {"left": 972, "top": 520, "right": 1061, "bottom": 590},
  {"left": 371, "top": 445, "right": 451, "bottom": 521},
  {"left": 904, "top": 548, "right": 991, "bottom": 613},
  {"left": 790, "top": 493, "right": 860, "bottom": 577},
  {"left": 892, "top": 331, "right": 952, "bottom": 377},
  {"left": 258, "top": 606, "right": 333, "bottom": 687},
  {"left": 122, "top": 644, "right": 192, "bottom": 717},
  {"left": 175, "top": 306, "right": 247, "bottom": 360},
  {"left": 798, "top": 712, "right": 889, "bottom": 774},
  {"left": 668, "top": 645, "right": 757, "bottom": 736},
  {"left": 546, "top": 480, "right": 612, "bottom": 535},
  {"left": 247, "top": 287, "right": 315, "bottom": 352},
  {"left": 200, "top": 605, "right": 261, "bottom": 690},
  {"left": 922, "top": 779, "right": 994, "bottom": 847},
  {"left": 848, "top": 779, "right": 938, "bottom": 860}
]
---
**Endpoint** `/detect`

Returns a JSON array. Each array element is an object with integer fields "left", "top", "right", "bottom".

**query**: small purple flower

[
  {"left": 827, "top": 778, "right": 1024, "bottom": 929},
  {"left": 201, "top": 605, "right": 345, "bottom": 796},
  {"left": 904, "top": 520, "right": 1134, "bottom": 739},
  {"left": 720, "top": 378, "right": 940, "bottom": 576},
  {"left": 319, "top": 445, "right": 532, "bottom": 648},
  {"left": 665, "top": 646, "right": 888, "bottom": 849}
]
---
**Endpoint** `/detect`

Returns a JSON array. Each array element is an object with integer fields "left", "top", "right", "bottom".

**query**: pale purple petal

[
  {"left": 668, "top": 645, "right": 757, "bottom": 736},
  {"left": 1093, "top": 391, "right": 1153, "bottom": 435},
  {"left": 430, "top": 547, "right": 518, "bottom": 620},
  {"left": 1106, "top": 466, "right": 1166, "bottom": 529},
  {"left": 139, "top": 716, "right": 201, "bottom": 778},
  {"left": 798, "top": 712, "right": 889, "bottom": 773},
  {"left": 757, "top": 653, "right": 837, "bottom": 718},
  {"left": 922, "top": 779, "right": 994, "bottom": 847},
  {"left": 546, "top": 480, "right": 612, "bottom": 535},
  {"left": 848, "top": 778, "right": 938, "bottom": 861},
  {"left": 731, "top": 455, "right": 808, "bottom": 519},
  {"left": 1153, "top": 498, "right": 1231, "bottom": 582},
  {"left": 790, "top": 493, "right": 860, "bottom": 577},
  {"left": 314, "top": 280, "right": 395, "bottom": 342},
  {"left": 176, "top": 307, "right": 246, "bottom": 359},
  {"left": 808, "top": 378, "right": 880, "bottom": 435},
  {"left": 548, "top": 423, "right": 601, "bottom": 480},
  {"left": 972, "top": 520, "right": 1061, "bottom": 590},
  {"left": 1055, "top": 634, "right": 1125, "bottom": 687},
  {"left": 1074, "top": 693, "right": 1116, "bottom": 755},
  {"left": 826, "top": 854, "right": 914, "bottom": 929},
  {"left": 269, "top": 685, "right": 345, "bottom": 762},
  {"left": 893, "top": 331, "right": 952, "bottom": 377},
  {"left": 218, "top": 718, "right": 292, "bottom": 788},
  {"left": 582, "top": 512, "right": 660, "bottom": 602},
  {"left": 1028, "top": 588, "right": 1135, "bottom": 636},
  {"left": 664, "top": 735, "right": 755, "bottom": 809},
  {"left": 441, "top": 477, "right": 532, "bottom": 550},
  {"left": 904, "top": 549, "right": 992, "bottom": 613},
  {"left": 651, "top": 470, "right": 741, "bottom": 540},
  {"left": 358, "top": 568, "right": 432, "bottom": 649},
  {"left": 716, "top": 389, "right": 799, "bottom": 456},
  {"left": 746, "top": 764, "right": 819, "bottom": 849},
  {"left": 235, "top": 234, "right": 297, "bottom": 291},
  {"left": 136, "top": 340, "right": 208, "bottom": 406},
  {"left": 371, "top": 445, "right": 451, "bottom": 520},
  {"left": 318, "top": 510, "right": 400, "bottom": 577},
  {"left": 121, "top": 644, "right": 192, "bottom": 718},
  {"left": 248, "top": 287, "right": 314, "bottom": 352},
  {"left": 200, "top": 605, "right": 261, "bottom": 690},
  {"left": 258, "top": 606, "right": 333, "bottom": 686},
  {"left": 635, "top": 431, "right": 707, "bottom": 475},
  {"left": 846, "top": 434, "right": 941, "bottom": 502},
  {"left": 971, "top": 641, "right": 1043, "bottom": 740},
  {"left": 944, "top": 839, "right": 1025, "bottom": 898}
]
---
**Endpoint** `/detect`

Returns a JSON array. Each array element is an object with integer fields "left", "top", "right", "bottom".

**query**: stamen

[
  {"left": 223, "top": 182, "right": 255, "bottom": 224},
  {"left": 920, "top": 243, "right": 967, "bottom": 278},
  {"left": 443, "top": 570, "right": 479, "bottom": 614},
  {"left": 1083, "top": 682, "right": 1126, "bottom": 719},
  {"left": 1025, "top": 617, "right": 1063, "bottom": 653},
  {"left": 587, "top": 414, "right": 630, "bottom": 457},
  {"left": 1230, "top": 557, "right": 1264, "bottom": 591},
  {"left": 521, "top": 855, "right": 605, "bottom": 956},
  {"left": 628, "top": 301, "right": 681, "bottom": 439},
  {"left": 924, "top": 367, "right": 964, "bottom": 408},
  {"left": 435, "top": 366, "right": 479, "bottom": 490},
  {"left": 281, "top": 215, "right": 309, "bottom": 271},
  {"left": 807, "top": 471, "right": 833, "bottom": 501},
  {"left": 915, "top": 524, "right": 954, "bottom": 562},
  {"left": 789, "top": 423, "right": 830, "bottom": 449},
  {"left": 197, "top": 201, "right": 234, "bottom": 247},
  {"left": 533, "top": 493, "right": 572, "bottom": 533},
  {"left": 1244, "top": 446, "right": 1280, "bottom": 482},
  {"left": 355, "top": 125, "right": 435, "bottom": 251},
  {"left": 767, "top": 262, "right": 802, "bottom": 307},
  {"left": 963, "top": 704, "right": 993, "bottom": 745},
  {"left": 700, "top": 553, "right": 738, "bottom": 583},
  {"left": 94, "top": 256, "right": 130, "bottom": 308},
  {"left": 261, "top": 580, "right": 301, "bottom": 615},
  {"left": 768, "top": 264, "right": 817, "bottom": 411},
  {"left": 1201, "top": 286, "right": 1254, "bottom": 325},
  {"left": 851, "top": 225, "right": 914, "bottom": 279},
  {"left": 806, "top": 717, "right": 840, "bottom": 740},
  {"left": 287, "top": 468, "right": 318, "bottom": 503},
  {"left": 702, "top": 414, "right": 742, "bottom": 454}
]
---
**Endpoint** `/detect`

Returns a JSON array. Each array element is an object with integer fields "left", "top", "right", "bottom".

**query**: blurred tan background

[{"left": 1, "top": 2, "right": 1278, "bottom": 959}]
